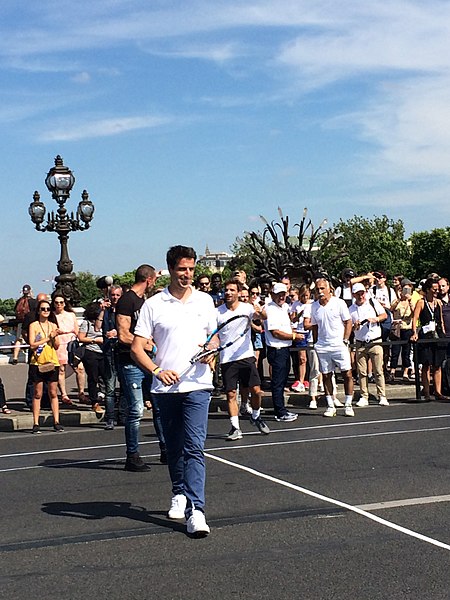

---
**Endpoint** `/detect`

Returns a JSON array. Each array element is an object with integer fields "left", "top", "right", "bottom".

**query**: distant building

[{"left": 197, "top": 245, "right": 234, "bottom": 273}]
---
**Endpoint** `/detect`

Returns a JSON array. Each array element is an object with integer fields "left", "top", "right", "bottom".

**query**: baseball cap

[
  {"left": 22, "top": 284, "right": 31, "bottom": 293},
  {"left": 342, "top": 268, "right": 355, "bottom": 279},
  {"left": 352, "top": 283, "right": 366, "bottom": 294},
  {"left": 272, "top": 283, "right": 288, "bottom": 294},
  {"left": 401, "top": 278, "right": 415, "bottom": 286}
]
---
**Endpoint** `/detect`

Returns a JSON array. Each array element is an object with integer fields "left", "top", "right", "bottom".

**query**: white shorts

[{"left": 316, "top": 346, "right": 351, "bottom": 374}]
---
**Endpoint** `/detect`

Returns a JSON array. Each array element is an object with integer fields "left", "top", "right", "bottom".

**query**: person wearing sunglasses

[
  {"left": 28, "top": 299, "right": 63, "bottom": 433},
  {"left": 51, "top": 294, "right": 85, "bottom": 407}
]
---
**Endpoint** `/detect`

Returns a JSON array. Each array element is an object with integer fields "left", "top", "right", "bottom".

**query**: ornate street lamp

[{"left": 28, "top": 155, "right": 95, "bottom": 304}]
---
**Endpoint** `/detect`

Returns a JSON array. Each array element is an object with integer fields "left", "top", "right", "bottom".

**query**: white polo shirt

[
  {"left": 217, "top": 302, "right": 255, "bottom": 364},
  {"left": 134, "top": 287, "right": 217, "bottom": 393},
  {"left": 264, "top": 301, "right": 292, "bottom": 348}
]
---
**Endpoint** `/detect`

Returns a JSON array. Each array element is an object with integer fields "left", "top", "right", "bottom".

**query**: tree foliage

[
  {"left": 75, "top": 271, "right": 99, "bottom": 307},
  {"left": 409, "top": 228, "right": 450, "bottom": 280},
  {"left": 0, "top": 298, "right": 15, "bottom": 316},
  {"left": 322, "top": 215, "right": 412, "bottom": 279}
]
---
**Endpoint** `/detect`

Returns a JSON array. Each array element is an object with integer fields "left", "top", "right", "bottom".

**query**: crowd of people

[{"left": 2, "top": 258, "right": 450, "bottom": 537}]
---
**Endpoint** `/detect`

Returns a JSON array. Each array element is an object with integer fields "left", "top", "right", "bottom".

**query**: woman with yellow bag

[{"left": 29, "top": 298, "right": 63, "bottom": 434}]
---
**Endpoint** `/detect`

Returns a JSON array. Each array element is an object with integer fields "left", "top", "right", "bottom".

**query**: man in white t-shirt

[
  {"left": 264, "top": 283, "right": 299, "bottom": 422},
  {"left": 217, "top": 280, "right": 269, "bottom": 441},
  {"left": 304, "top": 277, "right": 354, "bottom": 417},
  {"left": 349, "top": 283, "right": 388, "bottom": 407},
  {"left": 131, "top": 245, "right": 216, "bottom": 538}
]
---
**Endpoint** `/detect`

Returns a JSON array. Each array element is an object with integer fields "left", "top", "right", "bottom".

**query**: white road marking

[
  {"left": 205, "top": 452, "right": 450, "bottom": 551},
  {"left": 0, "top": 413, "right": 449, "bottom": 460}
]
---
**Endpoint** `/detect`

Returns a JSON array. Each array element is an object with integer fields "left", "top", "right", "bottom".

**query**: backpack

[
  {"left": 15, "top": 297, "right": 30, "bottom": 322},
  {"left": 369, "top": 298, "right": 392, "bottom": 342}
]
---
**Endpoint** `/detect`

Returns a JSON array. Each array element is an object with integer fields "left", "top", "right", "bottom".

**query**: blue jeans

[
  {"left": 157, "top": 389, "right": 210, "bottom": 516},
  {"left": 104, "top": 350, "right": 126, "bottom": 423},
  {"left": 119, "top": 362, "right": 165, "bottom": 455},
  {"left": 267, "top": 346, "right": 290, "bottom": 417}
]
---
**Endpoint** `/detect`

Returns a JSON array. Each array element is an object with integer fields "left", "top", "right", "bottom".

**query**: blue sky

[{"left": 1, "top": 0, "right": 450, "bottom": 298}]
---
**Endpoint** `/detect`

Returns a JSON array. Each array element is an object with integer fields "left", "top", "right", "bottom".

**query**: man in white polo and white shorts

[
  {"left": 217, "top": 279, "right": 270, "bottom": 441},
  {"left": 304, "top": 277, "right": 354, "bottom": 417}
]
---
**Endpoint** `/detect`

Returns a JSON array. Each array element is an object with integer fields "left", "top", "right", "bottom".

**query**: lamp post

[{"left": 28, "top": 155, "right": 95, "bottom": 304}]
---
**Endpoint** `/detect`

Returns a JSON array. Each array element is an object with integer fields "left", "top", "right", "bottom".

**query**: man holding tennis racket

[
  {"left": 131, "top": 245, "right": 217, "bottom": 537},
  {"left": 217, "top": 279, "right": 270, "bottom": 441}
]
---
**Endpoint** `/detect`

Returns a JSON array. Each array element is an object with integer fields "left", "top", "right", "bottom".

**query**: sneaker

[
  {"left": 104, "top": 420, "right": 114, "bottom": 430},
  {"left": 32, "top": 424, "right": 41, "bottom": 434},
  {"left": 318, "top": 383, "right": 325, "bottom": 393},
  {"left": 186, "top": 509, "right": 210, "bottom": 537},
  {"left": 250, "top": 415, "right": 270, "bottom": 434},
  {"left": 239, "top": 402, "right": 252, "bottom": 416},
  {"left": 379, "top": 397, "right": 390, "bottom": 406},
  {"left": 368, "top": 374, "right": 375, "bottom": 383},
  {"left": 275, "top": 412, "right": 298, "bottom": 422},
  {"left": 124, "top": 452, "right": 151, "bottom": 472},
  {"left": 159, "top": 449, "right": 168, "bottom": 464},
  {"left": 309, "top": 399, "right": 318, "bottom": 410},
  {"left": 290, "top": 381, "right": 305, "bottom": 393},
  {"left": 53, "top": 423, "right": 64, "bottom": 432},
  {"left": 333, "top": 398, "right": 344, "bottom": 407},
  {"left": 168, "top": 494, "right": 187, "bottom": 519},
  {"left": 226, "top": 427, "right": 243, "bottom": 441},
  {"left": 356, "top": 398, "right": 369, "bottom": 407},
  {"left": 303, "top": 381, "right": 310, "bottom": 389},
  {"left": 344, "top": 405, "right": 355, "bottom": 417},
  {"left": 323, "top": 407, "right": 336, "bottom": 417}
]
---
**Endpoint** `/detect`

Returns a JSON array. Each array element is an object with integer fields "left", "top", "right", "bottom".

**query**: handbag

[
  {"left": 67, "top": 338, "right": 85, "bottom": 367},
  {"left": 35, "top": 343, "right": 57, "bottom": 373}
]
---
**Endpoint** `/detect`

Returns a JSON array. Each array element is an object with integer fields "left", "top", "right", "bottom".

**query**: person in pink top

[{"left": 51, "top": 294, "right": 86, "bottom": 405}]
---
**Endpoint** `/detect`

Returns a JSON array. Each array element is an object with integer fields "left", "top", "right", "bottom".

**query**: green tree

[
  {"left": 228, "top": 233, "right": 257, "bottom": 279},
  {"left": 323, "top": 215, "right": 412, "bottom": 279},
  {"left": 409, "top": 228, "right": 450, "bottom": 280},
  {"left": 0, "top": 298, "right": 15, "bottom": 317},
  {"left": 75, "top": 271, "right": 99, "bottom": 307}
]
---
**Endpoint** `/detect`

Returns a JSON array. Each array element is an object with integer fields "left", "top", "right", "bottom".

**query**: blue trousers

[
  {"left": 266, "top": 346, "right": 290, "bottom": 418},
  {"left": 157, "top": 389, "right": 210, "bottom": 516}
]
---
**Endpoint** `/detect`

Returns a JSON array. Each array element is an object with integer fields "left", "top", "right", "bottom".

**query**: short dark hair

[
  {"left": 166, "top": 245, "right": 197, "bottom": 270},
  {"left": 224, "top": 279, "right": 243, "bottom": 292},
  {"left": 134, "top": 264, "right": 156, "bottom": 284}
]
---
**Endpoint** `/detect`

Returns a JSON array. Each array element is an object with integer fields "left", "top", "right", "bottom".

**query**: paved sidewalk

[{"left": 0, "top": 362, "right": 421, "bottom": 432}]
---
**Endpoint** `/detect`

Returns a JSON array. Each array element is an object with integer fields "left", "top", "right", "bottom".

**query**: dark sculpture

[{"left": 245, "top": 207, "right": 347, "bottom": 285}]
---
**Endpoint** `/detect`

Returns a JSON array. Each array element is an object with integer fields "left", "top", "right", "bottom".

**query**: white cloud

[{"left": 40, "top": 115, "right": 172, "bottom": 142}]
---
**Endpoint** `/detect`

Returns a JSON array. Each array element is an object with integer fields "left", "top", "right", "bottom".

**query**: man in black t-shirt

[{"left": 116, "top": 264, "right": 165, "bottom": 471}]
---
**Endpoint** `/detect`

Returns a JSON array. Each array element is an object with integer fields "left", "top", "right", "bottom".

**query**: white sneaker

[
  {"left": 344, "top": 405, "right": 355, "bottom": 417},
  {"left": 323, "top": 407, "right": 337, "bottom": 417},
  {"left": 168, "top": 494, "right": 187, "bottom": 520},
  {"left": 318, "top": 383, "right": 324, "bottom": 393},
  {"left": 186, "top": 509, "right": 210, "bottom": 537},
  {"left": 309, "top": 399, "right": 318, "bottom": 410},
  {"left": 379, "top": 397, "right": 390, "bottom": 406},
  {"left": 333, "top": 398, "right": 344, "bottom": 408},
  {"left": 356, "top": 398, "right": 369, "bottom": 407}
]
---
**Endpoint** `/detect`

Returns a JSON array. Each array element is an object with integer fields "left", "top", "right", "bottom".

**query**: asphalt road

[{"left": 1, "top": 402, "right": 449, "bottom": 600}]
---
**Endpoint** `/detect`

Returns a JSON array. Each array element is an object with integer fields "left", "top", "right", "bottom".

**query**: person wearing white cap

[
  {"left": 349, "top": 283, "right": 389, "bottom": 407},
  {"left": 304, "top": 277, "right": 354, "bottom": 417},
  {"left": 264, "top": 282, "right": 299, "bottom": 422}
]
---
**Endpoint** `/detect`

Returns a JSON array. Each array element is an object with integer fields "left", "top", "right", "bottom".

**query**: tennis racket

[{"left": 189, "top": 314, "right": 252, "bottom": 363}]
